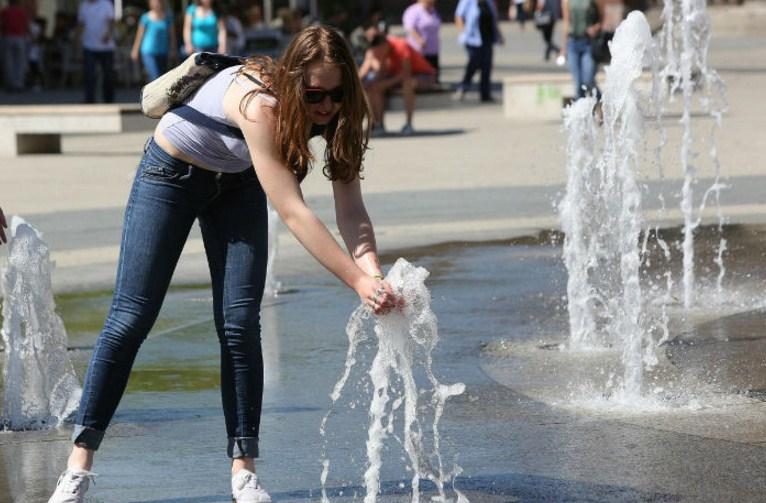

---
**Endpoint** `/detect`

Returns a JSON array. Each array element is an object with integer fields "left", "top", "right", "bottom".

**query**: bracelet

[{"left": 372, "top": 273, "right": 385, "bottom": 281}]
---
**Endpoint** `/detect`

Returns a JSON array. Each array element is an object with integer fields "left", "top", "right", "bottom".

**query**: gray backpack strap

[{"left": 172, "top": 104, "right": 245, "bottom": 140}]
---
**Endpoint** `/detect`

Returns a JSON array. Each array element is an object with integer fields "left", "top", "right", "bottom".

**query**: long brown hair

[{"left": 238, "top": 26, "right": 371, "bottom": 183}]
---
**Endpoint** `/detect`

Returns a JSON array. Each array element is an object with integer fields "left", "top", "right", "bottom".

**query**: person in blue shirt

[
  {"left": 454, "top": 0, "right": 504, "bottom": 102},
  {"left": 183, "top": 0, "right": 227, "bottom": 54},
  {"left": 130, "top": 0, "right": 176, "bottom": 81}
]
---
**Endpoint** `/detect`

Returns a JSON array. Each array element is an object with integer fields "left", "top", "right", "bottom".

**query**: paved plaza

[{"left": 1, "top": 6, "right": 766, "bottom": 502}]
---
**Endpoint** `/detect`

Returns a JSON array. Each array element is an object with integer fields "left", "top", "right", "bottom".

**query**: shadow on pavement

[
  {"left": 373, "top": 128, "right": 467, "bottom": 139},
  {"left": 138, "top": 473, "right": 682, "bottom": 503}
]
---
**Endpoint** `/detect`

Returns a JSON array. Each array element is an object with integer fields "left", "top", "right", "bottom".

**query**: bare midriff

[{"left": 152, "top": 125, "right": 219, "bottom": 172}]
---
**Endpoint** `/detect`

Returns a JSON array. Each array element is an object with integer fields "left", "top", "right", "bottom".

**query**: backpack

[{"left": 141, "top": 52, "right": 253, "bottom": 119}]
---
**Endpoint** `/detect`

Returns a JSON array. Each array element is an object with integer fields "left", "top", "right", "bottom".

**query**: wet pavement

[
  {"left": 2, "top": 225, "right": 766, "bottom": 502},
  {"left": 2, "top": 7, "right": 766, "bottom": 502}
]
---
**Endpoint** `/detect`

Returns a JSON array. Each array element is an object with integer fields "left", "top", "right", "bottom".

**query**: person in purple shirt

[{"left": 402, "top": 0, "right": 441, "bottom": 81}]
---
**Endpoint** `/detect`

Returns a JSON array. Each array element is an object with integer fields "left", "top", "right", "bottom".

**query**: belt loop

[{"left": 143, "top": 136, "right": 152, "bottom": 153}]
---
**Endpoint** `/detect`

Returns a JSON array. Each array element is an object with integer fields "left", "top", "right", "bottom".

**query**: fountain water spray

[
  {"left": 263, "top": 202, "right": 281, "bottom": 297},
  {"left": 1, "top": 217, "right": 81, "bottom": 430},
  {"left": 320, "top": 258, "right": 466, "bottom": 503},
  {"left": 561, "top": 12, "right": 661, "bottom": 397},
  {"left": 660, "top": 0, "right": 728, "bottom": 307}
]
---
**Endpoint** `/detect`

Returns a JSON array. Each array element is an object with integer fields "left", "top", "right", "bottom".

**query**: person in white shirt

[{"left": 78, "top": 0, "right": 116, "bottom": 102}]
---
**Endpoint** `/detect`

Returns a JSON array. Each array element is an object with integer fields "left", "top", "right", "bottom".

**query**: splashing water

[
  {"left": 560, "top": 12, "right": 661, "bottom": 397},
  {"left": 660, "top": 0, "right": 728, "bottom": 307},
  {"left": 1, "top": 217, "right": 81, "bottom": 430},
  {"left": 320, "top": 258, "right": 466, "bottom": 503},
  {"left": 263, "top": 202, "right": 281, "bottom": 297}
]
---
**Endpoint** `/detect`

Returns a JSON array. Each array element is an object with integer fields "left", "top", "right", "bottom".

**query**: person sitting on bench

[{"left": 358, "top": 34, "right": 436, "bottom": 136}]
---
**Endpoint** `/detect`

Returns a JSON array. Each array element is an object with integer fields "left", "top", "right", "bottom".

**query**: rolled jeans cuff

[
  {"left": 228, "top": 437, "right": 259, "bottom": 458},
  {"left": 72, "top": 425, "right": 105, "bottom": 450}
]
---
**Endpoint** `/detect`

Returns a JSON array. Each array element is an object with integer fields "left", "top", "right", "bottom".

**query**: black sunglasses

[{"left": 304, "top": 86, "right": 344, "bottom": 104}]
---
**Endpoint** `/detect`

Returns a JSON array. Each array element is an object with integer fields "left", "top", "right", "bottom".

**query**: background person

[
  {"left": 358, "top": 34, "right": 436, "bottom": 136},
  {"left": 0, "top": 0, "right": 29, "bottom": 92},
  {"left": 183, "top": 0, "right": 226, "bottom": 55},
  {"left": 244, "top": 5, "right": 281, "bottom": 59},
  {"left": 78, "top": 0, "right": 116, "bottom": 103},
  {"left": 509, "top": 0, "right": 532, "bottom": 29},
  {"left": 560, "top": 0, "right": 601, "bottom": 99},
  {"left": 27, "top": 16, "right": 46, "bottom": 91},
  {"left": 46, "top": 25, "right": 398, "bottom": 503},
  {"left": 534, "top": 0, "right": 561, "bottom": 61},
  {"left": 454, "top": 0, "right": 503, "bottom": 103},
  {"left": 402, "top": 0, "right": 442, "bottom": 82},
  {"left": 130, "top": 0, "right": 176, "bottom": 82},
  {"left": 223, "top": 6, "right": 246, "bottom": 56}
]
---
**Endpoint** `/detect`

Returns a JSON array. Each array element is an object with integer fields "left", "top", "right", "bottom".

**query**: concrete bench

[
  {"left": 503, "top": 73, "right": 574, "bottom": 121},
  {"left": 503, "top": 71, "right": 657, "bottom": 120},
  {"left": 0, "top": 104, "right": 157, "bottom": 156},
  {"left": 387, "top": 85, "right": 456, "bottom": 112}
]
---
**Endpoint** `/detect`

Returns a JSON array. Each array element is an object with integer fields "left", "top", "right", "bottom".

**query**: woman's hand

[
  {"left": 356, "top": 275, "right": 398, "bottom": 315},
  {"left": 130, "top": 48, "right": 139, "bottom": 61}
]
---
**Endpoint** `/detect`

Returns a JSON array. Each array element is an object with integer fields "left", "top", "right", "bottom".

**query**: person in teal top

[
  {"left": 183, "top": 0, "right": 227, "bottom": 54},
  {"left": 131, "top": 0, "right": 176, "bottom": 81}
]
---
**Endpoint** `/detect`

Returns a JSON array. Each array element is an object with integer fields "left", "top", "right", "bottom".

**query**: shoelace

[
  {"left": 58, "top": 471, "right": 96, "bottom": 494},
  {"left": 239, "top": 471, "right": 260, "bottom": 491}
]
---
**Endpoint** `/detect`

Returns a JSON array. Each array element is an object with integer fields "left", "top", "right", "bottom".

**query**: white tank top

[{"left": 157, "top": 65, "right": 277, "bottom": 173}]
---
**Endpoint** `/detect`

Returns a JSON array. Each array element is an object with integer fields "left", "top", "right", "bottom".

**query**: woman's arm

[
  {"left": 130, "top": 22, "right": 145, "bottom": 60},
  {"left": 358, "top": 49, "right": 373, "bottom": 79},
  {"left": 454, "top": 14, "right": 464, "bottom": 30},
  {"left": 217, "top": 18, "right": 227, "bottom": 53},
  {"left": 586, "top": 0, "right": 604, "bottom": 37},
  {"left": 332, "top": 176, "right": 383, "bottom": 277},
  {"left": 560, "top": 0, "right": 569, "bottom": 56},
  {"left": 183, "top": 11, "right": 193, "bottom": 53},
  {"left": 228, "top": 96, "right": 395, "bottom": 313},
  {"left": 403, "top": 11, "right": 425, "bottom": 49}
]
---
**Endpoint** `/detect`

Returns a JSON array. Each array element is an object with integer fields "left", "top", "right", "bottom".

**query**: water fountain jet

[{"left": 1, "top": 217, "right": 81, "bottom": 430}]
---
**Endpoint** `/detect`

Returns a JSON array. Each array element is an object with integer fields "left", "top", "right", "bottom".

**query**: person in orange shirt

[{"left": 358, "top": 34, "right": 436, "bottom": 136}]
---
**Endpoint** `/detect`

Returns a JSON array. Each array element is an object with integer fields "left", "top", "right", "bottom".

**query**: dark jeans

[
  {"left": 424, "top": 54, "right": 440, "bottom": 82},
  {"left": 567, "top": 36, "right": 597, "bottom": 99},
  {"left": 73, "top": 139, "right": 268, "bottom": 459},
  {"left": 538, "top": 21, "right": 560, "bottom": 60},
  {"left": 460, "top": 43, "right": 493, "bottom": 101},
  {"left": 83, "top": 49, "right": 115, "bottom": 103},
  {"left": 140, "top": 52, "right": 168, "bottom": 81}
]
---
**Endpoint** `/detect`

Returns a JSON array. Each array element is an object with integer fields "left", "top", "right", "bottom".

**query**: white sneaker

[
  {"left": 48, "top": 469, "right": 96, "bottom": 503},
  {"left": 232, "top": 469, "right": 271, "bottom": 503}
]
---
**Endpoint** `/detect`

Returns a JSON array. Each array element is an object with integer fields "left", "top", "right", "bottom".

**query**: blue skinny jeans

[
  {"left": 73, "top": 139, "right": 268, "bottom": 458},
  {"left": 567, "top": 35, "right": 597, "bottom": 99}
]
